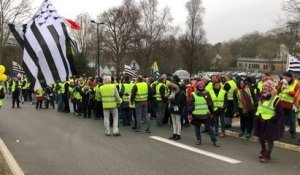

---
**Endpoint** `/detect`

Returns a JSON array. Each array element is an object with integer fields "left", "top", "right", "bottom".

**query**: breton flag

[
  {"left": 12, "top": 61, "right": 25, "bottom": 74},
  {"left": 8, "top": 0, "right": 76, "bottom": 90},
  {"left": 286, "top": 54, "right": 300, "bottom": 72},
  {"left": 124, "top": 65, "right": 137, "bottom": 77}
]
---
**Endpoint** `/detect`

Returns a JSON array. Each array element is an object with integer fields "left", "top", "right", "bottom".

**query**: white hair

[{"left": 103, "top": 76, "right": 111, "bottom": 84}]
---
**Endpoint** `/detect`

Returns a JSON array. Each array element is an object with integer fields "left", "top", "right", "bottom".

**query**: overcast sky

[{"left": 33, "top": 0, "right": 284, "bottom": 44}]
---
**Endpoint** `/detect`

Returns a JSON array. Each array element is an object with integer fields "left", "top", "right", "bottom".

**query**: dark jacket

[{"left": 254, "top": 94, "right": 284, "bottom": 140}]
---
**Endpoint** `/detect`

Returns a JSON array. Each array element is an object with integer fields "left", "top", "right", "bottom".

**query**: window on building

[
  {"left": 263, "top": 65, "right": 268, "bottom": 70},
  {"left": 238, "top": 63, "right": 243, "bottom": 67}
]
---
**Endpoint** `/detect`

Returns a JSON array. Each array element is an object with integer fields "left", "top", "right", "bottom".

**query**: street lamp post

[{"left": 91, "top": 20, "right": 104, "bottom": 78}]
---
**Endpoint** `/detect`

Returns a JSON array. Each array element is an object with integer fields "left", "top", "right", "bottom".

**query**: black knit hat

[{"left": 282, "top": 71, "right": 293, "bottom": 78}]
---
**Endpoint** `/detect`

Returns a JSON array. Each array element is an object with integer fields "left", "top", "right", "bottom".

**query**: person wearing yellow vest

[
  {"left": 57, "top": 81, "right": 65, "bottom": 112},
  {"left": 73, "top": 82, "right": 83, "bottom": 116},
  {"left": 0, "top": 84, "right": 5, "bottom": 109},
  {"left": 35, "top": 87, "right": 44, "bottom": 109},
  {"left": 223, "top": 74, "right": 237, "bottom": 128},
  {"left": 277, "top": 71, "right": 299, "bottom": 138},
  {"left": 10, "top": 77, "right": 21, "bottom": 108},
  {"left": 130, "top": 76, "right": 151, "bottom": 133},
  {"left": 154, "top": 77, "right": 167, "bottom": 126},
  {"left": 120, "top": 75, "right": 133, "bottom": 126},
  {"left": 209, "top": 81, "right": 227, "bottom": 138},
  {"left": 254, "top": 80, "right": 284, "bottom": 163},
  {"left": 148, "top": 77, "right": 157, "bottom": 120},
  {"left": 189, "top": 81, "right": 220, "bottom": 147},
  {"left": 233, "top": 79, "right": 256, "bottom": 139},
  {"left": 100, "top": 76, "right": 122, "bottom": 136},
  {"left": 94, "top": 77, "right": 103, "bottom": 120}
]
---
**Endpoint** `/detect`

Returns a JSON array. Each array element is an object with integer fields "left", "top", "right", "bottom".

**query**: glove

[{"left": 188, "top": 114, "right": 193, "bottom": 121}]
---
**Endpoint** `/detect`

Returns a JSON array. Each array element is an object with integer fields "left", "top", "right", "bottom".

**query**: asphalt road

[{"left": 0, "top": 98, "right": 299, "bottom": 175}]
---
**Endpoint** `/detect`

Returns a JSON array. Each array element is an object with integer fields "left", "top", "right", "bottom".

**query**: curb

[
  {"left": 226, "top": 130, "right": 300, "bottom": 153},
  {"left": 0, "top": 137, "right": 24, "bottom": 175}
]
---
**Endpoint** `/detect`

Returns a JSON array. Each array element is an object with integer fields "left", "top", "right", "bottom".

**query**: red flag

[{"left": 65, "top": 19, "right": 80, "bottom": 30}]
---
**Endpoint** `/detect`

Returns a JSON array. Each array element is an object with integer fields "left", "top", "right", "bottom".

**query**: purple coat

[{"left": 253, "top": 95, "right": 284, "bottom": 141}]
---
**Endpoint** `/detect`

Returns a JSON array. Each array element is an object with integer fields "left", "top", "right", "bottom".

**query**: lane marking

[
  {"left": 150, "top": 136, "right": 242, "bottom": 164},
  {"left": 0, "top": 138, "right": 24, "bottom": 175}
]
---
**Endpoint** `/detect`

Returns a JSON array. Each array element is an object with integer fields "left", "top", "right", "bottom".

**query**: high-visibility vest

[
  {"left": 236, "top": 88, "right": 253, "bottom": 108},
  {"left": 94, "top": 85, "right": 102, "bottom": 102},
  {"left": 73, "top": 87, "right": 82, "bottom": 101},
  {"left": 279, "top": 79, "right": 298, "bottom": 103},
  {"left": 164, "top": 80, "right": 171, "bottom": 95},
  {"left": 209, "top": 89, "right": 226, "bottom": 111},
  {"left": 100, "top": 84, "right": 117, "bottom": 109},
  {"left": 257, "top": 81, "right": 263, "bottom": 93},
  {"left": 58, "top": 82, "right": 65, "bottom": 94},
  {"left": 205, "top": 82, "right": 213, "bottom": 92},
  {"left": 256, "top": 95, "right": 279, "bottom": 120},
  {"left": 0, "top": 85, "right": 3, "bottom": 106},
  {"left": 192, "top": 92, "right": 210, "bottom": 115},
  {"left": 135, "top": 82, "right": 148, "bottom": 102},
  {"left": 155, "top": 82, "right": 165, "bottom": 102},
  {"left": 11, "top": 81, "right": 16, "bottom": 92},
  {"left": 226, "top": 80, "right": 237, "bottom": 100},
  {"left": 122, "top": 83, "right": 133, "bottom": 102},
  {"left": 36, "top": 88, "right": 44, "bottom": 98}
]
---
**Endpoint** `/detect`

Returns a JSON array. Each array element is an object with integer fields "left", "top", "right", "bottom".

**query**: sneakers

[
  {"left": 113, "top": 133, "right": 121, "bottom": 137},
  {"left": 196, "top": 140, "right": 201, "bottom": 145},
  {"left": 145, "top": 129, "right": 151, "bottom": 133},
  {"left": 218, "top": 132, "right": 225, "bottom": 138},
  {"left": 213, "top": 142, "right": 221, "bottom": 147},
  {"left": 245, "top": 133, "right": 252, "bottom": 139},
  {"left": 239, "top": 132, "right": 245, "bottom": 138}
]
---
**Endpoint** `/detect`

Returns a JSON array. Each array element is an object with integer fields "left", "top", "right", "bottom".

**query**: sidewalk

[{"left": 226, "top": 118, "right": 300, "bottom": 152}]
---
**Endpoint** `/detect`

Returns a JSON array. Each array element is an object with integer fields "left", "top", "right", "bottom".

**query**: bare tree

[
  {"left": 137, "top": 0, "right": 172, "bottom": 74},
  {"left": 180, "top": 0, "right": 206, "bottom": 74},
  {"left": 99, "top": 0, "right": 140, "bottom": 78},
  {"left": 0, "top": 0, "right": 31, "bottom": 64}
]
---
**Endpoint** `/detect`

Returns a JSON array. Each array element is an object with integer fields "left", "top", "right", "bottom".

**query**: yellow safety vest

[
  {"left": 205, "top": 82, "right": 213, "bottom": 92},
  {"left": 94, "top": 85, "right": 102, "bottom": 102},
  {"left": 36, "top": 88, "right": 44, "bottom": 97},
  {"left": 100, "top": 84, "right": 117, "bottom": 109},
  {"left": 0, "top": 85, "right": 3, "bottom": 106},
  {"left": 279, "top": 80, "right": 298, "bottom": 103},
  {"left": 135, "top": 82, "right": 148, "bottom": 102},
  {"left": 73, "top": 87, "right": 82, "bottom": 101},
  {"left": 155, "top": 82, "right": 165, "bottom": 102},
  {"left": 209, "top": 89, "right": 226, "bottom": 111},
  {"left": 257, "top": 81, "right": 263, "bottom": 93},
  {"left": 256, "top": 95, "right": 279, "bottom": 120},
  {"left": 236, "top": 88, "right": 253, "bottom": 108},
  {"left": 122, "top": 83, "right": 133, "bottom": 102},
  {"left": 192, "top": 92, "right": 210, "bottom": 115},
  {"left": 226, "top": 80, "right": 237, "bottom": 100}
]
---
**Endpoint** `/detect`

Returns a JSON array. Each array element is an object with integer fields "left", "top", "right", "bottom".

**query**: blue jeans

[
  {"left": 214, "top": 112, "right": 225, "bottom": 133},
  {"left": 283, "top": 109, "right": 296, "bottom": 137},
  {"left": 135, "top": 102, "right": 151, "bottom": 131},
  {"left": 194, "top": 118, "right": 217, "bottom": 143}
]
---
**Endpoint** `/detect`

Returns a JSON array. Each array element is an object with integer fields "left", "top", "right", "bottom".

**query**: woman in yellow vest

[
  {"left": 35, "top": 87, "right": 44, "bottom": 109},
  {"left": 254, "top": 80, "right": 284, "bottom": 163},
  {"left": 209, "top": 81, "right": 227, "bottom": 138},
  {"left": 189, "top": 81, "right": 220, "bottom": 147},
  {"left": 233, "top": 79, "right": 256, "bottom": 139}
]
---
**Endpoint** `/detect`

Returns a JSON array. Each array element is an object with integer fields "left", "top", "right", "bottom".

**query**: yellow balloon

[
  {"left": 0, "top": 65, "right": 5, "bottom": 74},
  {"left": 0, "top": 74, "right": 7, "bottom": 82}
]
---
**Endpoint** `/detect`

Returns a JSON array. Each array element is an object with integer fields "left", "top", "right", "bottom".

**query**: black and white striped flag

[
  {"left": 124, "top": 65, "right": 137, "bottom": 77},
  {"left": 287, "top": 54, "right": 300, "bottom": 72},
  {"left": 8, "top": 0, "right": 75, "bottom": 90},
  {"left": 12, "top": 61, "right": 25, "bottom": 74}
]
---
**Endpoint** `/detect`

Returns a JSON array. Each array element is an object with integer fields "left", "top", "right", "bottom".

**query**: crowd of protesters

[{"left": 1, "top": 71, "right": 300, "bottom": 163}]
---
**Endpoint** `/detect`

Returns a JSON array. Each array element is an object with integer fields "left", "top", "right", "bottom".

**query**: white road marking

[
  {"left": 0, "top": 137, "right": 24, "bottom": 175},
  {"left": 150, "top": 136, "right": 242, "bottom": 164}
]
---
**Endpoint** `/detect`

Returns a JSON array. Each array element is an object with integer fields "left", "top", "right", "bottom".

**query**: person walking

[
  {"left": 100, "top": 76, "right": 122, "bottom": 136},
  {"left": 167, "top": 83, "right": 185, "bottom": 140},
  {"left": 0, "top": 83, "right": 5, "bottom": 109},
  {"left": 189, "top": 81, "right": 220, "bottom": 147},
  {"left": 10, "top": 77, "right": 21, "bottom": 108},
  {"left": 119, "top": 75, "right": 133, "bottom": 126},
  {"left": 155, "top": 77, "right": 167, "bottom": 126},
  {"left": 35, "top": 87, "right": 44, "bottom": 109},
  {"left": 254, "top": 80, "right": 284, "bottom": 163}
]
